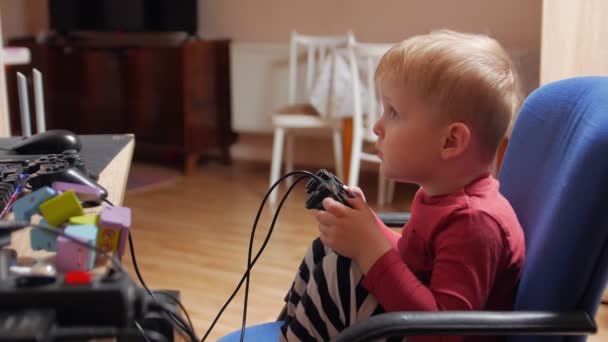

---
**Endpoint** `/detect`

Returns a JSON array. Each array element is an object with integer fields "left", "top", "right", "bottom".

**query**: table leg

[
  {"left": 185, "top": 152, "right": 200, "bottom": 176},
  {"left": 342, "top": 118, "right": 353, "bottom": 182}
]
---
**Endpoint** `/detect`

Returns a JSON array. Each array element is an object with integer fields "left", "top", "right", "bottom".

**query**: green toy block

[
  {"left": 39, "top": 190, "right": 84, "bottom": 227},
  {"left": 69, "top": 214, "right": 99, "bottom": 225}
]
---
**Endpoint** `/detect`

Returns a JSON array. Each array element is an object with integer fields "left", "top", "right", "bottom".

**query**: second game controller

[
  {"left": 304, "top": 169, "right": 355, "bottom": 210},
  {"left": 24, "top": 151, "right": 108, "bottom": 204}
]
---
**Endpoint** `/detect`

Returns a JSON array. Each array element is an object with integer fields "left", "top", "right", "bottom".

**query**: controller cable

[
  {"left": 0, "top": 173, "right": 29, "bottom": 220},
  {"left": 201, "top": 170, "right": 321, "bottom": 342},
  {"left": 135, "top": 320, "right": 170, "bottom": 342},
  {"left": 102, "top": 197, "right": 197, "bottom": 341}
]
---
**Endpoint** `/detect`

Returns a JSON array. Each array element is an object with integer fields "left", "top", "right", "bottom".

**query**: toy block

[
  {"left": 39, "top": 190, "right": 84, "bottom": 227},
  {"left": 30, "top": 219, "right": 59, "bottom": 251},
  {"left": 99, "top": 206, "right": 131, "bottom": 258},
  {"left": 69, "top": 214, "right": 99, "bottom": 225},
  {"left": 97, "top": 226, "right": 120, "bottom": 254},
  {"left": 12, "top": 187, "right": 56, "bottom": 221},
  {"left": 52, "top": 181, "right": 103, "bottom": 203},
  {"left": 56, "top": 224, "right": 98, "bottom": 272}
]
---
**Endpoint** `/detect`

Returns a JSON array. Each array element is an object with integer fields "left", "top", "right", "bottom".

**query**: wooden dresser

[{"left": 5, "top": 35, "right": 237, "bottom": 175}]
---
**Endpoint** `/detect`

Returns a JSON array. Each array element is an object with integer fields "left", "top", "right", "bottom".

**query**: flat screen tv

[{"left": 49, "top": 0, "right": 198, "bottom": 35}]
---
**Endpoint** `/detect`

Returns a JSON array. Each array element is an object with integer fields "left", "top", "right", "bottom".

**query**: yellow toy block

[
  {"left": 39, "top": 191, "right": 84, "bottom": 227},
  {"left": 97, "top": 227, "right": 120, "bottom": 253},
  {"left": 69, "top": 214, "right": 99, "bottom": 225}
]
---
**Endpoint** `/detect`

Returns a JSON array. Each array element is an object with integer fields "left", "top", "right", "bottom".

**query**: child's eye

[{"left": 389, "top": 108, "right": 399, "bottom": 118}]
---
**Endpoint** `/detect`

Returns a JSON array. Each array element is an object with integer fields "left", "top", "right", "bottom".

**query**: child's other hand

[{"left": 314, "top": 193, "right": 391, "bottom": 273}]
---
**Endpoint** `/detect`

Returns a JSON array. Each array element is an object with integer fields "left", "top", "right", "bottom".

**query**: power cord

[
  {"left": 103, "top": 197, "right": 197, "bottom": 341},
  {"left": 134, "top": 321, "right": 152, "bottom": 342},
  {"left": 135, "top": 320, "right": 170, "bottom": 342},
  {"left": 0, "top": 173, "right": 29, "bottom": 220},
  {"left": 201, "top": 170, "right": 320, "bottom": 342},
  {"left": 153, "top": 290, "right": 195, "bottom": 330},
  {"left": 147, "top": 301, "right": 198, "bottom": 342},
  {"left": 129, "top": 233, "right": 195, "bottom": 341}
]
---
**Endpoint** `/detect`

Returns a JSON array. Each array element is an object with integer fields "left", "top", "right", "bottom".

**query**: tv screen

[{"left": 49, "top": 0, "right": 198, "bottom": 35}]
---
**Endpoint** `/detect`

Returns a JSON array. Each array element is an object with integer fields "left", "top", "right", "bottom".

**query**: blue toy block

[
  {"left": 30, "top": 219, "right": 59, "bottom": 251},
  {"left": 12, "top": 187, "right": 56, "bottom": 221}
]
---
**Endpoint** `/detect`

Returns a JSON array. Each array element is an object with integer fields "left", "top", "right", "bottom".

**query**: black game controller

[
  {"left": 305, "top": 169, "right": 356, "bottom": 210},
  {"left": 24, "top": 150, "right": 108, "bottom": 202}
]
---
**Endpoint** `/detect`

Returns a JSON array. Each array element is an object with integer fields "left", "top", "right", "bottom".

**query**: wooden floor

[{"left": 122, "top": 161, "right": 608, "bottom": 341}]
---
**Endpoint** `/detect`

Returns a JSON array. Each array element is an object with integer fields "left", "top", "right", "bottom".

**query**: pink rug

[{"left": 126, "top": 165, "right": 181, "bottom": 193}]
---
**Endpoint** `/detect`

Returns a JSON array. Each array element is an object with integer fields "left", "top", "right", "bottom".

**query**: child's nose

[{"left": 373, "top": 120, "right": 383, "bottom": 137}]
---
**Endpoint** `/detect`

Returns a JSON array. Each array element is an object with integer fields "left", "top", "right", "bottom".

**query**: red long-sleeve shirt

[{"left": 362, "top": 174, "right": 525, "bottom": 342}]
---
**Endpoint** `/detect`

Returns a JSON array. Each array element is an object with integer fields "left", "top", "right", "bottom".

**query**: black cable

[
  {"left": 240, "top": 175, "right": 309, "bottom": 342},
  {"left": 143, "top": 331, "right": 170, "bottom": 342},
  {"left": 201, "top": 171, "right": 310, "bottom": 341},
  {"left": 148, "top": 302, "right": 198, "bottom": 342},
  {"left": 201, "top": 170, "right": 319, "bottom": 342},
  {"left": 135, "top": 321, "right": 152, "bottom": 342},
  {"left": 104, "top": 197, "right": 196, "bottom": 339},
  {"left": 0, "top": 173, "right": 30, "bottom": 219},
  {"left": 128, "top": 233, "right": 193, "bottom": 340},
  {"left": 135, "top": 320, "right": 172, "bottom": 342},
  {"left": 153, "top": 290, "right": 195, "bottom": 333}
]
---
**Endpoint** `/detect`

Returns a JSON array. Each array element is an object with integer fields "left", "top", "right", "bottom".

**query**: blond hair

[{"left": 376, "top": 29, "right": 522, "bottom": 160}]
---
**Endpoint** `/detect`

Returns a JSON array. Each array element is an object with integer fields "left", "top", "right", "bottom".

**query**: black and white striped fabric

[{"left": 280, "top": 238, "right": 385, "bottom": 341}]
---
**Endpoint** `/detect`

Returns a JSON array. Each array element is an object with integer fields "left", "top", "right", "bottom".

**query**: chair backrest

[
  {"left": 288, "top": 31, "right": 351, "bottom": 105},
  {"left": 498, "top": 77, "right": 608, "bottom": 342},
  {"left": 347, "top": 38, "right": 394, "bottom": 144}
]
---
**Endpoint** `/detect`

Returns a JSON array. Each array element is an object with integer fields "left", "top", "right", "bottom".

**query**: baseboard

[{"left": 230, "top": 132, "right": 379, "bottom": 172}]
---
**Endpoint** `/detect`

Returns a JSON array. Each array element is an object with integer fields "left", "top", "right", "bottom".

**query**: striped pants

[{"left": 279, "top": 238, "right": 385, "bottom": 341}]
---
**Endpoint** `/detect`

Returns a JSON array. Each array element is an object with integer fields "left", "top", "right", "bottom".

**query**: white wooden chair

[
  {"left": 346, "top": 37, "right": 396, "bottom": 206},
  {"left": 269, "top": 31, "right": 353, "bottom": 205}
]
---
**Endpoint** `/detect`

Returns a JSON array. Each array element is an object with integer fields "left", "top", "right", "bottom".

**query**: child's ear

[{"left": 440, "top": 122, "right": 470, "bottom": 160}]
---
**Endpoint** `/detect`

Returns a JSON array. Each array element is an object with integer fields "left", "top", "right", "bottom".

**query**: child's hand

[
  {"left": 314, "top": 192, "right": 391, "bottom": 273},
  {"left": 345, "top": 186, "right": 366, "bottom": 203}
]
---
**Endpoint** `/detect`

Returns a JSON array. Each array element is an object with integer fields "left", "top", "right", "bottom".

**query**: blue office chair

[{"left": 220, "top": 76, "right": 608, "bottom": 341}]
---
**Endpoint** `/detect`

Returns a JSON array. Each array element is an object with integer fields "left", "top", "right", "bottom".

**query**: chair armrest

[
  {"left": 331, "top": 311, "right": 596, "bottom": 342},
  {"left": 377, "top": 212, "right": 410, "bottom": 227}
]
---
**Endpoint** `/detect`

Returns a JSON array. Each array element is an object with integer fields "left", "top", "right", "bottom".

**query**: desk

[{"left": 2, "top": 134, "right": 135, "bottom": 264}]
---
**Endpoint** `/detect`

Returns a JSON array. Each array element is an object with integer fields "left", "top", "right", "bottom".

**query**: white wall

[
  {"left": 540, "top": 0, "right": 608, "bottom": 85},
  {"left": 199, "top": 0, "right": 541, "bottom": 49},
  {"left": 0, "top": 0, "right": 47, "bottom": 43},
  {"left": 0, "top": 0, "right": 542, "bottom": 48}
]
